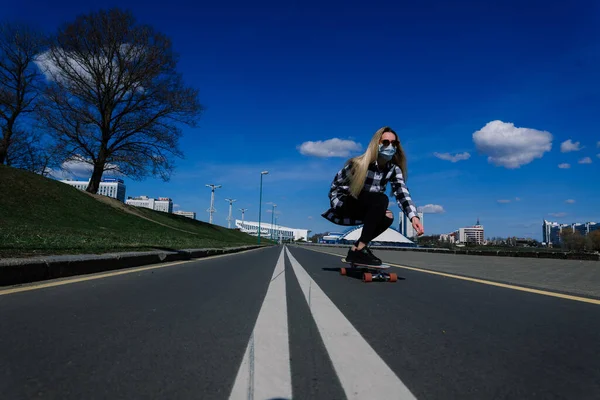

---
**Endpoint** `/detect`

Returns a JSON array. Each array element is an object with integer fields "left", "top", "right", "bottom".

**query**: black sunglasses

[{"left": 380, "top": 139, "right": 399, "bottom": 147}]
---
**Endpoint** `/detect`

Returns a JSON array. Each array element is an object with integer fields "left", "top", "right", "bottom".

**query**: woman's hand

[{"left": 411, "top": 217, "right": 424, "bottom": 236}]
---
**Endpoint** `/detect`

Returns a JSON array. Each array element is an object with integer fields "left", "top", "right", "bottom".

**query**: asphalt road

[{"left": 2, "top": 245, "right": 600, "bottom": 399}]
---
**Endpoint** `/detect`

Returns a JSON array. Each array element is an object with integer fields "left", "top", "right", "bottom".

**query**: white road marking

[
  {"left": 285, "top": 247, "right": 417, "bottom": 400},
  {"left": 229, "top": 246, "right": 292, "bottom": 400}
]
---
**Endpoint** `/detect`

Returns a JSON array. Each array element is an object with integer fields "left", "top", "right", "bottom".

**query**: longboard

[{"left": 340, "top": 257, "right": 397, "bottom": 283}]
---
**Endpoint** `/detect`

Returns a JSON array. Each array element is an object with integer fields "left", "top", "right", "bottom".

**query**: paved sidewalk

[
  {"left": 0, "top": 245, "right": 267, "bottom": 287},
  {"left": 301, "top": 245, "right": 600, "bottom": 299}
]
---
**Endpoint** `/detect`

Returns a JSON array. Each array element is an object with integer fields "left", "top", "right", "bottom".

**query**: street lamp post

[
  {"left": 205, "top": 184, "right": 221, "bottom": 224},
  {"left": 271, "top": 203, "right": 277, "bottom": 239},
  {"left": 225, "top": 198, "right": 237, "bottom": 229},
  {"left": 258, "top": 171, "right": 269, "bottom": 243},
  {"left": 239, "top": 208, "right": 247, "bottom": 223}
]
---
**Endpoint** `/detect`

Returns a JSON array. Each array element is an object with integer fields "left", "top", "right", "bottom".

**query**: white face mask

[{"left": 378, "top": 144, "right": 396, "bottom": 160}]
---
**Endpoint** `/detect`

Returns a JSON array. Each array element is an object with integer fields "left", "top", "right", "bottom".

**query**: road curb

[
  {"left": 0, "top": 245, "right": 269, "bottom": 287},
  {"left": 294, "top": 243, "right": 600, "bottom": 261}
]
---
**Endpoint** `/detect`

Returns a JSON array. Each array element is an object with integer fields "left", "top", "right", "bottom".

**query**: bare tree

[
  {"left": 0, "top": 21, "right": 47, "bottom": 166},
  {"left": 36, "top": 8, "right": 203, "bottom": 193},
  {"left": 6, "top": 128, "right": 56, "bottom": 176}
]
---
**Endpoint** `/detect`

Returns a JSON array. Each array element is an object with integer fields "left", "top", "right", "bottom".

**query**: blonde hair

[{"left": 346, "top": 126, "right": 408, "bottom": 198}]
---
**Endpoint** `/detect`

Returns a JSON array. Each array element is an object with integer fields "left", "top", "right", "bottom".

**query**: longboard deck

[
  {"left": 341, "top": 258, "right": 391, "bottom": 269},
  {"left": 340, "top": 257, "right": 397, "bottom": 282}
]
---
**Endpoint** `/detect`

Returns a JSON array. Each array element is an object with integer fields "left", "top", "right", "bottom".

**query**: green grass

[{"left": 0, "top": 165, "right": 274, "bottom": 258}]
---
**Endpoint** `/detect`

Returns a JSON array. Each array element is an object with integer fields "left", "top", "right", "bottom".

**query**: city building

[
  {"left": 155, "top": 197, "right": 173, "bottom": 213},
  {"left": 543, "top": 219, "right": 599, "bottom": 246},
  {"left": 458, "top": 226, "right": 484, "bottom": 245},
  {"left": 126, "top": 196, "right": 173, "bottom": 213},
  {"left": 542, "top": 220, "right": 564, "bottom": 246},
  {"left": 235, "top": 219, "right": 309, "bottom": 242},
  {"left": 174, "top": 211, "right": 196, "bottom": 219},
  {"left": 398, "top": 211, "right": 424, "bottom": 239},
  {"left": 60, "top": 178, "right": 126, "bottom": 202},
  {"left": 439, "top": 233, "right": 456, "bottom": 244},
  {"left": 449, "top": 218, "right": 484, "bottom": 245}
]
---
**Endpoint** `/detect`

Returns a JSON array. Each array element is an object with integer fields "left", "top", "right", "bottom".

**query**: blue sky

[{"left": 5, "top": 0, "right": 600, "bottom": 240}]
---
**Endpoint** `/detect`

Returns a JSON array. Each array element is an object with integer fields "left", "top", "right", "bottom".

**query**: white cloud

[
  {"left": 472, "top": 120, "right": 552, "bottom": 168},
  {"left": 597, "top": 141, "right": 600, "bottom": 148},
  {"left": 433, "top": 152, "right": 471, "bottom": 163},
  {"left": 174, "top": 204, "right": 181, "bottom": 208},
  {"left": 417, "top": 204, "right": 445, "bottom": 214},
  {"left": 558, "top": 163, "right": 571, "bottom": 169},
  {"left": 549, "top": 212, "right": 567, "bottom": 218},
  {"left": 308, "top": 216, "right": 313, "bottom": 219},
  {"left": 560, "top": 139, "right": 582, "bottom": 152},
  {"left": 48, "top": 155, "right": 123, "bottom": 180},
  {"left": 497, "top": 199, "right": 511, "bottom": 203},
  {"left": 35, "top": 45, "right": 146, "bottom": 94},
  {"left": 515, "top": 197, "right": 521, "bottom": 201},
  {"left": 298, "top": 138, "right": 362, "bottom": 158},
  {"left": 597, "top": 153, "right": 600, "bottom": 159},
  {"left": 565, "top": 199, "right": 576, "bottom": 204},
  {"left": 579, "top": 157, "right": 592, "bottom": 164}
]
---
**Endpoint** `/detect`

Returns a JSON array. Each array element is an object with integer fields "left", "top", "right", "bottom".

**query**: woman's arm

[
  {"left": 328, "top": 161, "right": 353, "bottom": 209},
  {"left": 390, "top": 165, "right": 419, "bottom": 221}
]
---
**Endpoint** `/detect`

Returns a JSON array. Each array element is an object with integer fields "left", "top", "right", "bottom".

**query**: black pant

[{"left": 340, "top": 191, "right": 394, "bottom": 245}]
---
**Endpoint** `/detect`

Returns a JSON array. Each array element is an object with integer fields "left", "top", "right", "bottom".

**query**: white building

[
  {"left": 235, "top": 219, "right": 309, "bottom": 242},
  {"left": 320, "top": 232, "right": 345, "bottom": 244},
  {"left": 126, "top": 196, "right": 155, "bottom": 210},
  {"left": 174, "top": 211, "right": 196, "bottom": 219},
  {"left": 126, "top": 196, "right": 173, "bottom": 213},
  {"left": 439, "top": 233, "right": 456, "bottom": 244},
  {"left": 61, "top": 178, "right": 126, "bottom": 202},
  {"left": 456, "top": 219, "right": 485, "bottom": 245},
  {"left": 341, "top": 226, "right": 416, "bottom": 246},
  {"left": 155, "top": 197, "right": 173, "bottom": 213},
  {"left": 398, "top": 211, "right": 424, "bottom": 240}
]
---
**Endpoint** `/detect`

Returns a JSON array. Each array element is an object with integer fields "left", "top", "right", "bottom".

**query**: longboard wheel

[
  {"left": 362, "top": 272, "right": 372, "bottom": 282},
  {"left": 389, "top": 273, "right": 398, "bottom": 282},
  {"left": 340, "top": 267, "right": 347, "bottom": 276}
]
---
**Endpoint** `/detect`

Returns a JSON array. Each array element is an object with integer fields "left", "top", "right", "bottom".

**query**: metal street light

[
  {"left": 270, "top": 204, "right": 277, "bottom": 239},
  {"left": 239, "top": 208, "right": 247, "bottom": 223},
  {"left": 205, "top": 184, "right": 221, "bottom": 224},
  {"left": 258, "top": 171, "right": 268, "bottom": 243},
  {"left": 225, "top": 198, "right": 237, "bottom": 229}
]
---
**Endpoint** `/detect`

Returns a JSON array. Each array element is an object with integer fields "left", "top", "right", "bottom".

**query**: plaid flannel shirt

[{"left": 321, "top": 160, "right": 419, "bottom": 226}]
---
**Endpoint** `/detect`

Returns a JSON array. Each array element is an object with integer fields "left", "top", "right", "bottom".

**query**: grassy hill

[{"left": 0, "top": 165, "right": 272, "bottom": 258}]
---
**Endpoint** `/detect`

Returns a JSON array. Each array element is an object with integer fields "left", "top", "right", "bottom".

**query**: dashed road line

[
  {"left": 229, "top": 246, "right": 292, "bottom": 400},
  {"left": 285, "top": 247, "right": 417, "bottom": 400}
]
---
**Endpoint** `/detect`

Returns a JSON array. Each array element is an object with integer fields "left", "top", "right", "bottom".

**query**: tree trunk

[
  {"left": 0, "top": 127, "right": 10, "bottom": 164},
  {"left": 87, "top": 160, "right": 105, "bottom": 194},
  {"left": 0, "top": 142, "right": 6, "bottom": 164}
]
